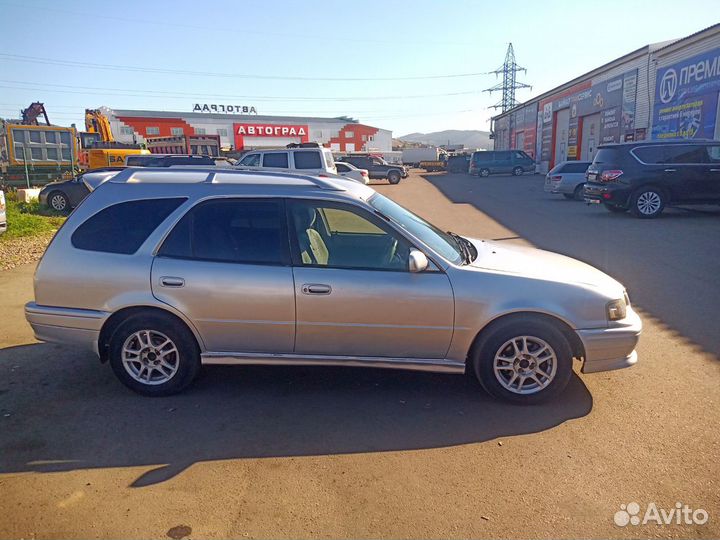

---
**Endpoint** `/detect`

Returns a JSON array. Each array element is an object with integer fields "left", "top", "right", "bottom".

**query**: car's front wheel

[
  {"left": 630, "top": 187, "right": 666, "bottom": 218},
  {"left": 472, "top": 317, "right": 573, "bottom": 404},
  {"left": 108, "top": 313, "right": 201, "bottom": 396},
  {"left": 512, "top": 166, "right": 524, "bottom": 176}
]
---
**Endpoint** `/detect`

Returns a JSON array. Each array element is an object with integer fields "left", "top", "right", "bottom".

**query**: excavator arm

[{"left": 85, "top": 109, "right": 115, "bottom": 142}]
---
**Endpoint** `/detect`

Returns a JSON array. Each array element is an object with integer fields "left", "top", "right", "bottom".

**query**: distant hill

[{"left": 398, "top": 130, "right": 492, "bottom": 150}]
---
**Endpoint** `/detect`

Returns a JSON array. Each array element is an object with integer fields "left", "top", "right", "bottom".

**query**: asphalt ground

[{"left": 0, "top": 171, "right": 718, "bottom": 539}]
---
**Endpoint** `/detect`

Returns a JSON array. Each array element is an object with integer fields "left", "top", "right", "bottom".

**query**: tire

[
  {"left": 479, "top": 168, "right": 490, "bottom": 177},
  {"left": 630, "top": 187, "right": 666, "bottom": 218},
  {"left": 512, "top": 166, "right": 524, "bottom": 176},
  {"left": 387, "top": 170, "right": 401, "bottom": 184},
  {"left": 562, "top": 193, "right": 575, "bottom": 200},
  {"left": 108, "top": 313, "right": 201, "bottom": 397},
  {"left": 604, "top": 204, "right": 628, "bottom": 213},
  {"left": 471, "top": 316, "right": 573, "bottom": 405},
  {"left": 573, "top": 183, "right": 585, "bottom": 201},
  {"left": 48, "top": 191, "right": 70, "bottom": 213}
]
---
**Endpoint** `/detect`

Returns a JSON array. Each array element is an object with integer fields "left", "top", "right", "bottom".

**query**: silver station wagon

[{"left": 26, "top": 168, "right": 641, "bottom": 404}]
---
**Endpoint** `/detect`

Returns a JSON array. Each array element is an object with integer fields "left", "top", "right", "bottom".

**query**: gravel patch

[{"left": 0, "top": 232, "right": 56, "bottom": 271}]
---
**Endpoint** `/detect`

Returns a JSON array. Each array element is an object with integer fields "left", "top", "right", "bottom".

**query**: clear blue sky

[{"left": 0, "top": 0, "right": 716, "bottom": 136}]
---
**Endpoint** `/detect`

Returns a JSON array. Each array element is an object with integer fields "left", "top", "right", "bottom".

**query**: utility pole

[{"left": 484, "top": 43, "right": 532, "bottom": 112}]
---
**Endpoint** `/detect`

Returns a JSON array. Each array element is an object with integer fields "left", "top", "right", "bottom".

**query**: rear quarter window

[
  {"left": 563, "top": 162, "right": 590, "bottom": 173},
  {"left": 592, "top": 148, "right": 622, "bottom": 166},
  {"left": 71, "top": 198, "right": 186, "bottom": 254}
]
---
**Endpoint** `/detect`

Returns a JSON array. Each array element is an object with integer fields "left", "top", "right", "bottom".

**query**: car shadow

[{"left": 0, "top": 343, "right": 593, "bottom": 487}]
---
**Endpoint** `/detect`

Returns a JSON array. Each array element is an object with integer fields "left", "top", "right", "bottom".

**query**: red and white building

[{"left": 99, "top": 107, "right": 393, "bottom": 153}]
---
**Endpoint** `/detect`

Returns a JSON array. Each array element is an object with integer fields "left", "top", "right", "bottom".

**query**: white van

[{"left": 235, "top": 143, "right": 337, "bottom": 176}]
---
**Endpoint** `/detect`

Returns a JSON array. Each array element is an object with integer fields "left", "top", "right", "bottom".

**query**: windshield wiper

[{"left": 447, "top": 231, "right": 471, "bottom": 264}]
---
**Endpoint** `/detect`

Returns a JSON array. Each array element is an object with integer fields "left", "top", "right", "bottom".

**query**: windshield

[{"left": 369, "top": 193, "right": 463, "bottom": 264}]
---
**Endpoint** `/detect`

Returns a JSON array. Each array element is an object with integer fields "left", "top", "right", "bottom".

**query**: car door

[
  {"left": 287, "top": 198, "right": 455, "bottom": 359},
  {"left": 705, "top": 144, "right": 720, "bottom": 201},
  {"left": 662, "top": 144, "right": 709, "bottom": 202},
  {"left": 151, "top": 198, "right": 295, "bottom": 353}
]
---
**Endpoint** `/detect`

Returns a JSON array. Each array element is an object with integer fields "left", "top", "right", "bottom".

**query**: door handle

[
  {"left": 710, "top": 168, "right": 720, "bottom": 172},
  {"left": 664, "top": 168, "right": 677, "bottom": 172},
  {"left": 160, "top": 276, "right": 185, "bottom": 288},
  {"left": 301, "top": 283, "right": 332, "bottom": 295}
]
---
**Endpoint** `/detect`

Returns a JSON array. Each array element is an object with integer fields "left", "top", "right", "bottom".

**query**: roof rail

[{"left": 107, "top": 166, "right": 344, "bottom": 190}]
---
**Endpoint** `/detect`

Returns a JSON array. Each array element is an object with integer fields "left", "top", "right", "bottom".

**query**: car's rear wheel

[
  {"left": 472, "top": 317, "right": 573, "bottom": 404},
  {"left": 48, "top": 191, "right": 70, "bottom": 212},
  {"left": 512, "top": 166, "right": 524, "bottom": 176},
  {"left": 109, "top": 313, "right": 200, "bottom": 396},
  {"left": 388, "top": 171, "right": 401, "bottom": 184},
  {"left": 479, "top": 168, "right": 490, "bottom": 177},
  {"left": 630, "top": 187, "right": 666, "bottom": 218}
]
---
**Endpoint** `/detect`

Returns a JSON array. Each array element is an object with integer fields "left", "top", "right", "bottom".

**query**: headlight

[{"left": 607, "top": 298, "right": 627, "bottom": 321}]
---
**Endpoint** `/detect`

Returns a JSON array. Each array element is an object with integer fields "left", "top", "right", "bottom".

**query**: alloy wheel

[
  {"left": 50, "top": 194, "right": 67, "bottom": 211},
  {"left": 493, "top": 335, "right": 557, "bottom": 395},
  {"left": 121, "top": 330, "right": 180, "bottom": 385},
  {"left": 636, "top": 191, "right": 662, "bottom": 215}
]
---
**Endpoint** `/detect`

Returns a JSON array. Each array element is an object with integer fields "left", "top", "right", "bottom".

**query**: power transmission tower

[{"left": 484, "top": 43, "right": 532, "bottom": 112}]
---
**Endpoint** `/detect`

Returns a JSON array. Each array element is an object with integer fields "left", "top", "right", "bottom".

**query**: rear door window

[
  {"left": 159, "top": 199, "right": 288, "bottom": 265},
  {"left": 262, "top": 152, "right": 289, "bottom": 168},
  {"left": 664, "top": 145, "right": 708, "bottom": 164},
  {"left": 72, "top": 198, "right": 186, "bottom": 254},
  {"left": 293, "top": 151, "right": 322, "bottom": 169}
]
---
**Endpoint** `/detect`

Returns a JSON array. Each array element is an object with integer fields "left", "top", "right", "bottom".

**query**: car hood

[{"left": 466, "top": 238, "right": 624, "bottom": 293}]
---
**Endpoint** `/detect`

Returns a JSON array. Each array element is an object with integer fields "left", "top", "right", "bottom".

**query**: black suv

[
  {"left": 584, "top": 140, "right": 720, "bottom": 218},
  {"left": 338, "top": 155, "right": 407, "bottom": 184}
]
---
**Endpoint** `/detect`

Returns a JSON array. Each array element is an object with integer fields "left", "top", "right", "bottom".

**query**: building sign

[
  {"left": 233, "top": 123, "right": 309, "bottom": 150},
  {"left": 652, "top": 47, "right": 720, "bottom": 140},
  {"left": 193, "top": 104, "right": 258, "bottom": 114}
]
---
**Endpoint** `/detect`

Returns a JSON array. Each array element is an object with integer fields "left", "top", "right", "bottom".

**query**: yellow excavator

[{"left": 79, "top": 109, "right": 148, "bottom": 169}]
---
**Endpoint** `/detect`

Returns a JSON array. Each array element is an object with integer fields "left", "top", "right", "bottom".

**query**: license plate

[
  {"left": 587, "top": 173, "right": 597, "bottom": 181},
  {"left": 585, "top": 198, "right": 600, "bottom": 204}
]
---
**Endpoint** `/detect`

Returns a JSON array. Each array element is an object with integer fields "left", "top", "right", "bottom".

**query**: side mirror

[{"left": 408, "top": 249, "right": 429, "bottom": 273}]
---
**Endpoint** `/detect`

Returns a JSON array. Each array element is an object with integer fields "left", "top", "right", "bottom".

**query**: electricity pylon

[{"left": 484, "top": 43, "right": 532, "bottom": 112}]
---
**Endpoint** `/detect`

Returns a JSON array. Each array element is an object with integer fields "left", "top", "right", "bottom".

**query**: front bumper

[
  {"left": 578, "top": 305, "right": 642, "bottom": 373},
  {"left": 25, "top": 302, "right": 109, "bottom": 355}
]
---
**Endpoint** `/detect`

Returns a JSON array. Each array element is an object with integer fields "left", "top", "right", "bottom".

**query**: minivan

[
  {"left": 584, "top": 140, "right": 720, "bottom": 218},
  {"left": 469, "top": 150, "right": 535, "bottom": 177}
]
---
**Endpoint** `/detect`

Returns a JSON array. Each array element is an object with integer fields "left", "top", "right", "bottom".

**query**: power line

[
  {"left": 0, "top": 53, "right": 487, "bottom": 82},
  {"left": 0, "top": 2, "right": 473, "bottom": 49},
  {"left": 0, "top": 80, "right": 483, "bottom": 102}
]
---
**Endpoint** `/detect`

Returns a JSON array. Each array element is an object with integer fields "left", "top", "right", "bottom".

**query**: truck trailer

[{"left": 401, "top": 147, "right": 446, "bottom": 167}]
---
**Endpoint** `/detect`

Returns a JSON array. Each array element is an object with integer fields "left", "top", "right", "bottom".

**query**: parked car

[
  {"left": 446, "top": 154, "right": 471, "bottom": 174},
  {"left": 544, "top": 161, "right": 592, "bottom": 200},
  {"left": 26, "top": 167, "right": 641, "bottom": 404},
  {"left": 124, "top": 154, "right": 216, "bottom": 167},
  {"left": 235, "top": 143, "right": 337, "bottom": 176},
  {"left": 338, "top": 155, "right": 407, "bottom": 184},
  {"left": 0, "top": 190, "right": 6, "bottom": 234},
  {"left": 335, "top": 161, "right": 370, "bottom": 184},
  {"left": 469, "top": 150, "right": 535, "bottom": 177},
  {"left": 584, "top": 141, "right": 720, "bottom": 218},
  {"left": 39, "top": 167, "right": 124, "bottom": 212}
]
